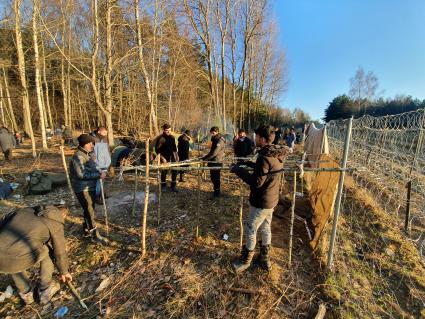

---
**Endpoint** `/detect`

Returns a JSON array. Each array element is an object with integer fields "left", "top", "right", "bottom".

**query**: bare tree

[
  {"left": 14, "top": 0, "right": 36, "bottom": 157},
  {"left": 32, "top": 0, "right": 48, "bottom": 149}
]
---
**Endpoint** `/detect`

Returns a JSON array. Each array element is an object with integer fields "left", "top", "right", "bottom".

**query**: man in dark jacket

[
  {"left": 177, "top": 130, "right": 191, "bottom": 182},
  {"left": 0, "top": 126, "right": 16, "bottom": 161},
  {"left": 233, "top": 129, "right": 255, "bottom": 161},
  {"left": 202, "top": 126, "right": 225, "bottom": 198},
  {"left": 0, "top": 205, "right": 72, "bottom": 305},
  {"left": 154, "top": 124, "right": 179, "bottom": 192},
  {"left": 230, "top": 125, "right": 290, "bottom": 273},
  {"left": 69, "top": 134, "right": 108, "bottom": 244}
]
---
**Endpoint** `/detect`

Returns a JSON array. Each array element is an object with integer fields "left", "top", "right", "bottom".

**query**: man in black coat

[
  {"left": 233, "top": 129, "right": 255, "bottom": 161},
  {"left": 177, "top": 130, "right": 191, "bottom": 182},
  {"left": 154, "top": 124, "right": 179, "bottom": 192},
  {"left": 202, "top": 126, "right": 225, "bottom": 197},
  {"left": 230, "top": 125, "right": 291, "bottom": 273},
  {"left": 0, "top": 205, "right": 72, "bottom": 305}
]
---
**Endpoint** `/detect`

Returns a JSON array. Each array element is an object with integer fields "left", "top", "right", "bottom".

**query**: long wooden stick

[
  {"left": 157, "top": 155, "right": 161, "bottom": 225},
  {"left": 141, "top": 138, "right": 150, "bottom": 256},
  {"left": 239, "top": 185, "right": 244, "bottom": 248},
  {"left": 66, "top": 281, "right": 88, "bottom": 310},
  {"left": 99, "top": 178, "right": 109, "bottom": 236},
  {"left": 288, "top": 171, "right": 297, "bottom": 265},
  {"left": 60, "top": 146, "right": 75, "bottom": 203},
  {"left": 131, "top": 168, "right": 138, "bottom": 217},
  {"left": 196, "top": 163, "right": 201, "bottom": 238}
]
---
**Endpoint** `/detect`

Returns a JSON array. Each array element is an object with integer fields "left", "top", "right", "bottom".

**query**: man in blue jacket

[{"left": 69, "top": 134, "right": 108, "bottom": 244}]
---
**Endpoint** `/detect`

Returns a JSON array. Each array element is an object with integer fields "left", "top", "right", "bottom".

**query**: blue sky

[{"left": 273, "top": 0, "right": 425, "bottom": 120}]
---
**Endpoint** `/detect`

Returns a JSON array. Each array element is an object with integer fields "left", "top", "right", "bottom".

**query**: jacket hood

[{"left": 258, "top": 144, "right": 291, "bottom": 162}]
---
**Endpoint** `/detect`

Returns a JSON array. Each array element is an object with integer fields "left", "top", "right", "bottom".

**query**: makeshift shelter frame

[{"left": 123, "top": 120, "right": 353, "bottom": 268}]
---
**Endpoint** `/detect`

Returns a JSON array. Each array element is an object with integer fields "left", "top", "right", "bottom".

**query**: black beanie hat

[{"left": 78, "top": 134, "right": 95, "bottom": 147}]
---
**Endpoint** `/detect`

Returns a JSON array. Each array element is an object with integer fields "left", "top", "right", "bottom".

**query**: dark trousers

[
  {"left": 161, "top": 170, "right": 177, "bottom": 187},
  {"left": 11, "top": 256, "right": 54, "bottom": 293},
  {"left": 75, "top": 190, "right": 96, "bottom": 230},
  {"left": 208, "top": 162, "right": 222, "bottom": 191},
  {"left": 4, "top": 149, "right": 12, "bottom": 161}
]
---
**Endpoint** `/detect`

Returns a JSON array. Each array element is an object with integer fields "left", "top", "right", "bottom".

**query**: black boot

[
  {"left": 179, "top": 173, "right": 184, "bottom": 182},
  {"left": 170, "top": 182, "right": 179, "bottom": 193},
  {"left": 90, "top": 228, "right": 110, "bottom": 245},
  {"left": 232, "top": 245, "right": 255, "bottom": 274},
  {"left": 161, "top": 183, "right": 167, "bottom": 193},
  {"left": 213, "top": 189, "right": 221, "bottom": 198},
  {"left": 258, "top": 244, "right": 272, "bottom": 271}
]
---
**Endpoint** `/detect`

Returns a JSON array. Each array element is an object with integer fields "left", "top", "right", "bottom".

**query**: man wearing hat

[
  {"left": 69, "top": 134, "right": 108, "bottom": 244},
  {"left": 230, "top": 125, "right": 291, "bottom": 273},
  {"left": 0, "top": 205, "right": 72, "bottom": 305}
]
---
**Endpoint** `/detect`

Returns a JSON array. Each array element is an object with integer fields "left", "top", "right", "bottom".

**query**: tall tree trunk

[
  {"left": 105, "top": 0, "right": 114, "bottom": 145},
  {"left": 14, "top": 0, "right": 36, "bottom": 157},
  {"left": 134, "top": 0, "right": 159, "bottom": 137},
  {"left": 33, "top": 0, "right": 48, "bottom": 149},
  {"left": 41, "top": 40, "right": 53, "bottom": 129},
  {"left": 1, "top": 68, "right": 18, "bottom": 131}
]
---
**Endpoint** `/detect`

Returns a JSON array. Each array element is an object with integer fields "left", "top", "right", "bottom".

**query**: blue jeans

[{"left": 244, "top": 205, "right": 274, "bottom": 251}]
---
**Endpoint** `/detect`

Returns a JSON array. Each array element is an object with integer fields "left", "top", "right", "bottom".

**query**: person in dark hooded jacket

[
  {"left": 0, "top": 126, "right": 16, "bottom": 161},
  {"left": 230, "top": 125, "right": 291, "bottom": 273},
  {"left": 0, "top": 205, "right": 72, "bottom": 305},
  {"left": 202, "top": 126, "right": 225, "bottom": 197},
  {"left": 177, "top": 130, "right": 191, "bottom": 182}
]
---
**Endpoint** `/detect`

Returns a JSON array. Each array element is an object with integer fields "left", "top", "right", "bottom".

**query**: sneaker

[
  {"left": 19, "top": 289, "right": 34, "bottom": 305},
  {"left": 39, "top": 282, "right": 60, "bottom": 304}
]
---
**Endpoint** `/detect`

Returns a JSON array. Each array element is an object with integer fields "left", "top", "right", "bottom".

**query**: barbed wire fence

[{"left": 327, "top": 109, "right": 425, "bottom": 257}]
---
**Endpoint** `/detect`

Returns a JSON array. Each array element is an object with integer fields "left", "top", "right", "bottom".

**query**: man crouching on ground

[
  {"left": 230, "top": 125, "right": 291, "bottom": 273},
  {"left": 0, "top": 205, "right": 72, "bottom": 305}
]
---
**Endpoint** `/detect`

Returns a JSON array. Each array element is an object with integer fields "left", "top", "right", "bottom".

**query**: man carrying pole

[
  {"left": 202, "top": 126, "right": 225, "bottom": 198},
  {"left": 69, "top": 134, "right": 109, "bottom": 245},
  {"left": 230, "top": 125, "right": 290, "bottom": 273}
]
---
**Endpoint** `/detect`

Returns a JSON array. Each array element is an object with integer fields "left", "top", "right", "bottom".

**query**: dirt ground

[{"left": 0, "top": 139, "right": 424, "bottom": 318}]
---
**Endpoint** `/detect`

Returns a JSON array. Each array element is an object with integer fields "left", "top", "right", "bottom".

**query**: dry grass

[{"left": 1, "top": 140, "right": 424, "bottom": 318}]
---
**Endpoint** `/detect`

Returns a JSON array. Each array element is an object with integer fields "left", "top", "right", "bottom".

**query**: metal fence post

[{"left": 327, "top": 117, "right": 353, "bottom": 268}]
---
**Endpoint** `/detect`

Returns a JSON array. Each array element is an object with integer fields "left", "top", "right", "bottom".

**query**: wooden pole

[
  {"left": 404, "top": 180, "right": 412, "bottom": 232},
  {"left": 239, "top": 185, "right": 244, "bottom": 248},
  {"left": 141, "top": 138, "right": 150, "bottom": 256},
  {"left": 131, "top": 168, "right": 138, "bottom": 217},
  {"left": 157, "top": 155, "right": 161, "bottom": 225},
  {"left": 60, "top": 146, "right": 75, "bottom": 203},
  {"left": 288, "top": 171, "right": 297, "bottom": 265},
  {"left": 99, "top": 178, "right": 109, "bottom": 236},
  {"left": 196, "top": 163, "right": 201, "bottom": 238}
]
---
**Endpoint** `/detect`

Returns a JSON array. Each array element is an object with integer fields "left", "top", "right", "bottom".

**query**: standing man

[
  {"left": 0, "top": 126, "right": 16, "bottom": 162},
  {"left": 69, "top": 134, "right": 108, "bottom": 244},
  {"left": 154, "top": 124, "right": 179, "bottom": 192},
  {"left": 233, "top": 129, "right": 255, "bottom": 161},
  {"left": 92, "top": 127, "right": 111, "bottom": 204},
  {"left": 202, "top": 126, "right": 225, "bottom": 198},
  {"left": 230, "top": 125, "right": 290, "bottom": 273},
  {"left": 177, "top": 129, "right": 191, "bottom": 182},
  {"left": 0, "top": 205, "right": 72, "bottom": 305},
  {"left": 285, "top": 127, "right": 296, "bottom": 150}
]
